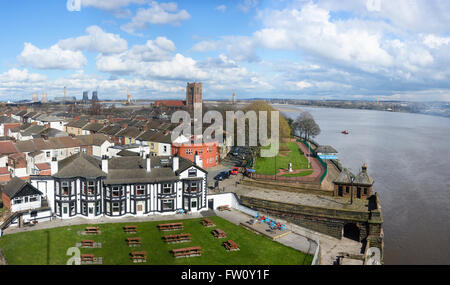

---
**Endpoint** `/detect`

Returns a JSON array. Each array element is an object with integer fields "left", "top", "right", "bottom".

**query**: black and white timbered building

[{"left": 29, "top": 152, "right": 208, "bottom": 219}]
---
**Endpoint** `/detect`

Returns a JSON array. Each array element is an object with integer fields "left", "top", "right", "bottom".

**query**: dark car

[{"left": 214, "top": 171, "right": 231, "bottom": 181}]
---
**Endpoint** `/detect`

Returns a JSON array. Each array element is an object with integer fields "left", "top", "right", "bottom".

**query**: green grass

[
  {"left": 0, "top": 216, "right": 312, "bottom": 265},
  {"left": 281, "top": 170, "right": 314, "bottom": 177},
  {"left": 255, "top": 142, "right": 310, "bottom": 175}
]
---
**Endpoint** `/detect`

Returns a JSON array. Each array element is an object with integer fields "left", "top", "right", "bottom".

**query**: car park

[{"left": 214, "top": 171, "right": 230, "bottom": 181}]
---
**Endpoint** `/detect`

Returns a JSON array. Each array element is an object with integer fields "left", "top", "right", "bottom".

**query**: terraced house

[{"left": 29, "top": 152, "right": 208, "bottom": 219}]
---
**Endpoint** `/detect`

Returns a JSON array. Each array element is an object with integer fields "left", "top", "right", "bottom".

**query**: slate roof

[
  {"left": 1, "top": 177, "right": 42, "bottom": 199},
  {"left": 65, "top": 119, "right": 89, "bottom": 128},
  {"left": 354, "top": 164, "right": 374, "bottom": 186},
  {"left": 75, "top": 133, "right": 112, "bottom": 146},
  {"left": 98, "top": 125, "right": 122, "bottom": 136},
  {"left": 334, "top": 168, "right": 355, "bottom": 184},
  {"left": 316, "top": 145, "right": 338, "bottom": 154},
  {"left": 20, "top": 125, "right": 46, "bottom": 136},
  {"left": 82, "top": 122, "right": 104, "bottom": 132},
  {"left": 54, "top": 153, "right": 107, "bottom": 179},
  {"left": 117, "top": 150, "right": 140, "bottom": 157},
  {"left": 115, "top": 127, "right": 142, "bottom": 138},
  {"left": 0, "top": 116, "right": 19, "bottom": 124}
]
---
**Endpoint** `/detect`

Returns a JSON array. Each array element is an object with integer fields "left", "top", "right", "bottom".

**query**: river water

[{"left": 277, "top": 105, "right": 450, "bottom": 265}]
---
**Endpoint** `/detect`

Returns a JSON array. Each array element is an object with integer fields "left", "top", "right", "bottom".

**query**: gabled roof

[
  {"left": 75, "top": 133, "right": 112, "bottom": 146},
  {"left": 54, "top": 153, "right": 107, "bottom": 179},
  {"left": 334, "top": 168, "right": 355, "bottom": 184},
  {"left": 0, "top": 116, "right": 19, "bottom": 124},
  {"left": 65, "top": 119, "right": 89, "bottom": 128},
  {"left": 115, "top": 127, "right": 142, "bottom": 138},
  {"left": 98, "top": 124, "right": 122, "bottom": 136},
  {"left": 0, "top": 141, "right": 18, "bottom": 155},
  {"left": 82, "top": 122, "right": 104, "bottom": 132},
  {"left": 1, "top": 177, "right": 42, "bottom": 199},
  {"left": 20, "top": 125, "right": 46, "bottom": 136}
]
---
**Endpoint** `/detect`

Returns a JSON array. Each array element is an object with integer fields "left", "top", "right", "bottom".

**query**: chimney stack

[
  {"left": 172, "top": 155, "right": 179, "bottom": 172},
  {"left": 194, "top": 151, "right": 202, "bottom": 168},
  {"left": 51, "top": 157, "right": 58, "bottom": 175},
  {"left": 102, "top": 155, "right": 109, "bottom": 173},
  {"left": 146, "top": 155, "right": 151, "bottom": 172}
]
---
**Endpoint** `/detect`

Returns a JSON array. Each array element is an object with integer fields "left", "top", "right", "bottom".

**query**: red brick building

[{"left": 172, "top": 136, "right": 219, "bottom": 169}]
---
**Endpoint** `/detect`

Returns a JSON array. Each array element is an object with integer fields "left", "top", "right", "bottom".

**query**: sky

[{"left": 0, "top": 0, "right": 449, "bottom": 102}]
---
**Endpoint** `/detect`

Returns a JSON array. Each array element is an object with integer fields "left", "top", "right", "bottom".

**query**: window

[
  {"left": 112, "top": 202, "right": 120, "bottom": 213},
  {"left": 96, "top": 202, "right": 101, "bottom": 215},
  {"left": 198, "top": 149, "right": 203, "bottom": 155},
  {"left": 24, "top": 197, "right": 29, "bottom": 203},
  {"left": 163, "top": 145, "right": 167, "bottom": 152},
  {"left": 162, "top": 199, "right": 174, "bottom": 211},
  {"left": 186, "top": 149, "right": 193, "bottom": 155},
  {"left": 136, "top": 185, "right": 145, "bottom": 196},
  {"left": 346, "top": 187, "right": 350, "bottom": 193},
  {"left": 111, "top": 186, "right": 124, "bottom": 197},
  {"left": 14, "top": 198, "right": 23, "bottom": 205},
  {"left": 46, "top": 151, "right": 50, "bottom": 158},
  {"left": 191, "top": 200, "right": 197, "bottom": 208},
  {"left": 61, "top": 181, "right": 70, "bottom": 196},
  {"left": 31, "top": 211, "right": 37, "bottom": 218},
  {"left": 189, "top": 182, "right": 199, "bottom": 193},
  {"left": 188, "top": 169, "right": 197, "bottom": 177},
  {"left": 86, "top": 181, "right": 96, "bottom": 195},
  {"left": 30, "top": 196, "right": 38, "bottom": 202},
  {"left": 162, "top": 184, "right": 172, "bottom": 194},
  {"left": 364, "top": 188, "right": 368, "bottom": 195},
  {"left": 82, "top": 203, "right": 87, "bottom": 214}
]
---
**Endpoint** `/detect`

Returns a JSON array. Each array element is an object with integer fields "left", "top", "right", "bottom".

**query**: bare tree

[{"left": 294, "top": 111, "right": 321, "bottom": 141}]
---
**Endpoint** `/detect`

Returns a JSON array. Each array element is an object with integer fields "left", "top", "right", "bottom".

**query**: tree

[{"left": 294, "top": 111, "right": 321, "bottom": 141}]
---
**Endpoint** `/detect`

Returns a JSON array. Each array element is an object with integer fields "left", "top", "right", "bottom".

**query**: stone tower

[{"left": 186, "top": 82, "right": 202, "bottom": 108}]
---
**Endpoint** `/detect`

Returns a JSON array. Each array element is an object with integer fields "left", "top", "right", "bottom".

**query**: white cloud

[
  {"left": 77, "top": 0, "right": 147, "bottom": 11},
  {"left": 423, "top": 35, "right": 450, "bottom": 49},
  {"left": 0, "top": 68, "right": 47, "bottom": 83},
  {"left": 238, "top": 0, "right": 258, "bottom": 12},
  {"left": 216, "top": 5, "right": 227, "bottom": 12},
  {"left": 57, "top": 25, "right": 128, "bottom": 54},
  {"left": 18, "top": 43, "right": 87, "bottom": 70},
  {"left": 121, "top": 1, "right": 191, "bottom": 34}
]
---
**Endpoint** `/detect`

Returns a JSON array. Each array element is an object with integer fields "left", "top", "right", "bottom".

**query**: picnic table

[
  {"left": 81, "top": 254, "right": 95, "bottom": 262},
  {"left": 163, "top": 233, "right": 191, "bottom": 244},
  {"left": 126, "top": 237, "right": 142, "bottom": 247},
  {"left": 85, "top": 227, "right": 99, "bottom": 234},
  {"left": 224, "top": 240, "right": 240, "bottom": 251},
  {"left": 212, "top": 228, "right": 227, "bottom": 238},
  {"left": 171, "top": 246, "right": 202, "bottom": 258},
  {"left": 217, "top": 205, "right": 231, "bottom": 211},
  {"left": 130, "top": 251, "right": 147, "bottom": 263},
  {"left": 158, "top": 223, "right": 184, "bottom": 231},
  {"left": 124, "top": 225, "right": 137, "bottom": 233},
  {"left": 81, "top": 240, "right": 95, "bottom": 248},
  {"left": 201, "top": 218, "right": 215, "bottom": 227}
]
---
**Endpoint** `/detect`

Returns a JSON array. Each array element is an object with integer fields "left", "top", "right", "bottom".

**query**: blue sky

[{"left": 0, "top": 0, "right": 449, "bottom": 101}]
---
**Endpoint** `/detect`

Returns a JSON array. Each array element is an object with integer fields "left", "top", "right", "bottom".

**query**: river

[{"left": 276, "top": 105, "right": 450, "bottom": 265}]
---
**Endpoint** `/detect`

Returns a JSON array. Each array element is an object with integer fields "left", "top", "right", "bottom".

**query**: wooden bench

[
  {"left": 217, "top": 205, "right": 231, "bottom": 211},
  {"left": 158, "top": 223, "right": 184, "bottom": 231},
  {"left": 212, "top": 228, "right": 227, "bottom": 238},
  {"left": 81, "top": 240, "right": 95, "bottom": 248},
  {"left": 163, "top": 233, "right": 191, "bottom": 244},
  {"left": 201, "top": 218, "right": 215, "bottom": 227},
  {"left": 171, "top": 246, "right": 202, "bottom": 258},
  {"left": 224, "top": 240, "right": 240, "bottom": 251},
  {"left": 126, "top": 237, "right": 142, "bottom": 247},
  {"left": 124, "top": 225, "right": 137, "bottom": 233},
  {"left": 130, "top": 251, "right": 147, "bottom": 263},
  {"left": 81, "top": 254, "right": 95, "bottom": 262},
  {"left": 85, "top": 227, "right": 99, "bottom": 234}
]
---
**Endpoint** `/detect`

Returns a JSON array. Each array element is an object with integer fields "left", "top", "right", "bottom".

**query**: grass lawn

[
  {"left": 0, "top": 216, "right": 312, "bottom": 265},
  {"left": 255, "top": 142, "right": 310, "bottom": 175},
  {"left": 281, "top": 170, "right": 314, "bottom": 177}
]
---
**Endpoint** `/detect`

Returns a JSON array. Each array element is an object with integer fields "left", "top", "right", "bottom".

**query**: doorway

[{"left": 343, "top": 223, "right": 360, "bottom": 241}]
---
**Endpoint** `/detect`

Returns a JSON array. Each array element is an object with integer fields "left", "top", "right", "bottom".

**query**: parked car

[
  {"left": 231, "top": 167, "right": 239, "bottom": 175},
  {"left": 232, "top": 147, "right": 240, "bottom": 156},
  {"left": 214, "top": 171, "right": 230, "bottom": 181}
]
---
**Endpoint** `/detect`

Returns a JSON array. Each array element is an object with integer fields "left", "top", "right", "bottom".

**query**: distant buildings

[{"left": 92, "top": 91, "right": 99, "bottom": 102}]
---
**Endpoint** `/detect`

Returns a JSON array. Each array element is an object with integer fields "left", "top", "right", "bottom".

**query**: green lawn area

[
  {"left": 255, "top": 142, "right": 310, "bottom": 175},
  {"left": 281, "top": 170, "right": 314, "bottom": 177},
  {"left": 0, "top": 216, "right": 312, "bottom": 265}
]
